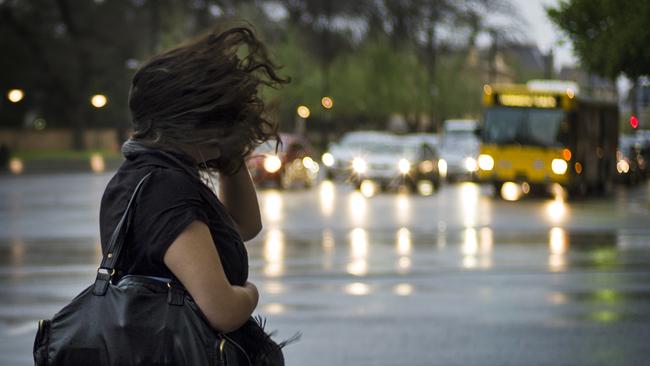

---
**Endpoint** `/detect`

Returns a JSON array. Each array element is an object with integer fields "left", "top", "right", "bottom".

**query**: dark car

[{"left": 248, "top": 134, "right": 318, "bottom": 189}]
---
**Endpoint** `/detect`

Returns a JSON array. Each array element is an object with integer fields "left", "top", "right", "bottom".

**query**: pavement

[{"left": 1, "top": 172, "right": 650, "bottom": 365}]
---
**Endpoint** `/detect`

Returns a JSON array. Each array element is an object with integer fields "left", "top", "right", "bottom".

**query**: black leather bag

[{"left": 33, "top": 172, "right": 249, "bottom": 366}]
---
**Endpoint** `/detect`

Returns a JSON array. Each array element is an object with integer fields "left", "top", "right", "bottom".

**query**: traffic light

[{"left": 630, "top": 115, "right": 639, "bottom": 129}]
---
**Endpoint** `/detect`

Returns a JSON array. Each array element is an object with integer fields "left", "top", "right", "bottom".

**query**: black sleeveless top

[
  {"left": 98, "top": 141, "right": 287, "bottom": 364},
  {"left": 99, "top": 142, "right": 248, "bottom": 286}
]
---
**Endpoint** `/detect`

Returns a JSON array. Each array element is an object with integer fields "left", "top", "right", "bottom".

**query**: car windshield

[{"left": 483, "top": 107, "right": 568, "bottom": 147}]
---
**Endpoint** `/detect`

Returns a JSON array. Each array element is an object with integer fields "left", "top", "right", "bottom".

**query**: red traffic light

[{"left": 630, "top": 115, "right": 639, "bottom": 129}]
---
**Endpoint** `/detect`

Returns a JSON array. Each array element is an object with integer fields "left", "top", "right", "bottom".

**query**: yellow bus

[{"left": 477, "top": 80, "right": 619, "bottom": 198}]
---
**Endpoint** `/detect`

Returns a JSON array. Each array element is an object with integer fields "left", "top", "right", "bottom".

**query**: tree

[{"left": 547, "top": 0, "right": 650, "bottom": 80}]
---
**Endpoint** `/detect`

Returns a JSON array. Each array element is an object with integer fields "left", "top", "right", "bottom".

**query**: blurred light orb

[
  {"left": 464, "top": 157, "right": 478, "bottom": 172},
  {"left": 438, "top": 159, "right": 448, "bottom": 177},
  {"left": 322, "top": 152, "right": 335, "bottom": 167},
  {"left": 500, "top": 181, "right": 521, "bottom": 201},
  {"left": 359, "top": 179, "right": 376, "bottom": 198},
  {"left": 478, "top": 154, "right": 494, "bottom": 171},
  {"left": 321, "top": 96, "right": 334, "bottom": 109},
  {"left": 7, "top": 89, "right": 24, "bottom": 103},
  {"left": 91, "top": 94, "right": 108, "bottom": 108},
  {"left": 296, "top": 105, "right": 310, "bottom": 119},
  {"left": 551, "top": 159, "right": 568, "bottom": 175},
  {"left": 90, "top": 153, "right": 105, "bottom": 173},
  {"left": 352, "top": 157, "right": 367, "bottom": 174},
  {"left": 617, "top": 159, "right": 630, "bottom": 174},
  {"left": 417, "top": 180, "right": 433, "bottom": 196},
  {"left": 398, "top": 159, "right": 411, "bottom": 174},
  {"left": 9, "top": 158, "right": 24, "bottom": 175},
  {"left": 33, "top": 118, "right": 47, "bottom": 130},
  {"left": 264, "top": 155, "right": 282, "bottom": 173}
]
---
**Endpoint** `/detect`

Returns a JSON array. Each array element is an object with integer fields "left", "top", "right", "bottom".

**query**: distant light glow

[
  {"left": 91, "top": 94, "right": 107, "bottom": 108},
  {"left": 630, "top": 115, "right": 639, "bottom": 129},
  {"left": 417, "top": 180, "right": 433, "bottom": 196},
  {"left": 551, "top": 159, "right": 568, "bottom": 175},
  {"left": 344, "top": 282, "right": 370, "bottom": 296},
  {"left": 360, "top": 179, "right": 376, "bottom": 198},
  {"left": 438, "top": 159, "right": 448, "bottom": 177},
  {"left": 562, "top": 149, "right": 572, "bottom": 161},
  {"left": 574, "top": 162, "right": 583, "bottom": 174},
  {"left": 483, "top": 84, "right": 493, "bottom": 95},
  {"left": 322, "top": 152, "right": 335, "bottom": 167},
  {"left": 263, "top": 228, "right": 285, "bottom": 277},
  {"left": 264, "top": 155, "right": 282, "bottom": 173},
  {"left": 263, "top": 190, "right": 283, "bottom": 224},
  {"left": 398, "top": 159, "right": 411, "bottom": 174},
  {"left": 464, "top": 157, "right": 478, "bottom": 172},
  {"left": 319, "top": 180, "right": 335, "bottom": 216},
  {"left": 394, "top": 283, "right": 413, "bottom": 296},
  {"left": 347, "top": 228, "right": 368, "bottom": 276},
  {"left": 500, "top": 182, "right": 522, "bottom": 201},
  {"left": 478, "top": 154, "right": 494, "bottom": 171},
  {"left": 352, "top": 157, "right": 367, "bottom": 174},
  {"left": 7, "top": 89, "right": 24, "bottom": 103},
  {"left": 264, "top": 303, "right": 286, "bottom": 315},
  {"left": 546, "top": 198, "right": 567, "bottom": 224},
  {"left": 296, "top": 105, "right": 310, "bottom": 118},
  {"left": 89, "top": 153, "right": 105, "bottom": 173},
  {"left": 617, "top": 159, "right": 630, "bottom": 174},
  {"left": 321, "top": 96, "right": 334, "bottom": 109},
  {"left": 9, "top": 158, "right": 23, "bottom": 174}
]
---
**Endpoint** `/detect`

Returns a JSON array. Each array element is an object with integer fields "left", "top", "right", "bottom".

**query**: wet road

[{"left": 1, "top": 173, "right": 650, "bottom": 365}]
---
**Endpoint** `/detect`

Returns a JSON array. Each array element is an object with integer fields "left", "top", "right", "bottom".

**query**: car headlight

[
  {"left": 398, "top": 159, "right": 411, "bottom": 174},
  {"left": 464, "top": 157, "right": 478, "bottom": 172},
  {"left": 264, "top": 155, "right": 282, "bottom": 173},
  {"left": 551, "top": 158, "right": 568, "bottom": 175},
  {"left": 352, "top": 157, "right": 367, "bottom": 174},
  {"left": 302, "top": 156, "right": 319, "bottom": 173},
  {"left": 322, "top": 152, "right": 335, "bottom": 167},
  {"left": 617, "top": 159, "right": 630, "bottom": 174},
  {"left": 478, "top": 154, "right": 494, "bottom": 171},
  {"left": 438, "top": 159, "right": 448, "bottom": 177}
]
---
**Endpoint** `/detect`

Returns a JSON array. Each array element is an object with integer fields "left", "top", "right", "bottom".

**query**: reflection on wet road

[{"left": 1, "top": 174, "right": 650, "bottom": 365}]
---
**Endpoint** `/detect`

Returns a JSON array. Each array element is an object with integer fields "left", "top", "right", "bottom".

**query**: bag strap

[{"left": 93, "top": 172, "right": 153, "bottom": 296}]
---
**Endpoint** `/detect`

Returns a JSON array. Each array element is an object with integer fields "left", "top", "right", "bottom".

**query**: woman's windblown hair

[{"left": 128, "top": 26, "right": 289, "bottom": 174}]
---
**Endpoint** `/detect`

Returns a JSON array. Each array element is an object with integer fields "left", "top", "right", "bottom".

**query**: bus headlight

[
  {"left": 322, "top": 152, "right": 335, "bottom": 167},
  {"left": 352, "top": 157, "right": 367, "bottom": 174},
  {"left": 398, "top": 159, "right": 411, "bottom": 174},
  {"left": 551, "top": 159, "right": 568, "bottom": 175},
  {"left": 464, "top": 157, "right": 478, "bottom": 172},
  {"left": 478, "top": 154, "right": 494, "bottom": 171},
  {"left": 264, "top": 155, "right": 282, "bottom": 173}
]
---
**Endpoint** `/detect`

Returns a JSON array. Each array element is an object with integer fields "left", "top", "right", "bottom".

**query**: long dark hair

[{"left": 128, "top": 25, "right": 288, "bottom": 174}]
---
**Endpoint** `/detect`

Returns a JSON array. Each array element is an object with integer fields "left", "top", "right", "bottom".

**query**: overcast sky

[{"left": 517, "top": 0, "right": 577, "bottom": 70}]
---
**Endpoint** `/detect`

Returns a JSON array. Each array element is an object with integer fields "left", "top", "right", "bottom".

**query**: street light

[
  {"left": 296, "top": 105, "right": 310, "bottom": 119},
  {"left": 321, "top": 96, "right": 333, "bottom": 109},
  {"left": 7, "top": 89, "right": 24, "bottom": 103},
  {"left": 91, "top": 94, "right": 108, "bottom": 108}
]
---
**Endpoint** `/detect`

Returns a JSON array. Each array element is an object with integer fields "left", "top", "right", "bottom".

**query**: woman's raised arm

[{"left": 163, "top": 220, "right": 259, "bottom": 333}]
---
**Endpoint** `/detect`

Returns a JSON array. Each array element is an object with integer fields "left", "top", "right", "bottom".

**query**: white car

[
  {"left": 439, "top": 119, "right": 480, "bottom": 181},
  {"left": 349, "top": 136, "right": 442, "bottom": 192},
  {"left": 321, "top": 131, "right": 396, "bottom": 179}
]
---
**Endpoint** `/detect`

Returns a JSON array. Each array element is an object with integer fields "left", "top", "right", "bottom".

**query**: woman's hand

[{"left": 217, "top": 158, "right": 263, "bottom": 241}]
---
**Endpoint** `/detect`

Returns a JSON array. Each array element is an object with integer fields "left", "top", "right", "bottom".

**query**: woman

[{"left": 99, "top": 26, "right": 290, "bottom": 365}]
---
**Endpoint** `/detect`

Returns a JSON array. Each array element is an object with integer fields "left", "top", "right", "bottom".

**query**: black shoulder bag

[{"left": 33, "top": 172, "right": 250, "bottom": 366}]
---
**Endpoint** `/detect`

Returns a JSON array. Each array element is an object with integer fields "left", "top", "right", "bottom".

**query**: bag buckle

[{"left": 92, "top": 267, "right": 115, "bottom": 296}]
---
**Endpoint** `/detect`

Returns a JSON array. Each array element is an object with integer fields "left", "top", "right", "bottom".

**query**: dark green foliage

[{"left": 548, "top": 0, "right": 650, "bottom": 79}]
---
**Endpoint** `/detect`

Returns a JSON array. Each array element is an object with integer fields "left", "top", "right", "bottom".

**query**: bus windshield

[{"left": 483, "top": 107, "right": 568, "bottom": 147}]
